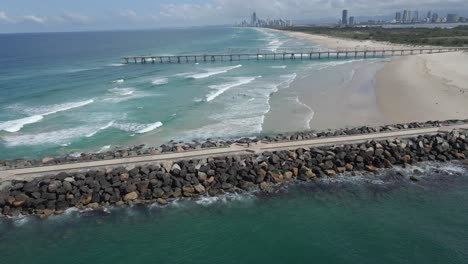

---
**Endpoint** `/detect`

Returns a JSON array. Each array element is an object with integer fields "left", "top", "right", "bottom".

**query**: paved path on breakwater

[{"left": 1, "top": 124, "right": 467, "bottom": 182}]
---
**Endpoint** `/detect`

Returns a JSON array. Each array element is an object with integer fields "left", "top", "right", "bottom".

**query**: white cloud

[
  {"left": 0, "top": 10, "right": 15, "bottom": 23},
  {"left": 60, "top": 12, "right": 91, "bottom": 24},
  {"left": 21, "top": 15, "right": 48, "bottom": 24}
]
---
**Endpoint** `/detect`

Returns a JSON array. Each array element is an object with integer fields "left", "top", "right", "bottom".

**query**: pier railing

[{"left": 122, "top": 47, "right": 468, "bottom": 64}]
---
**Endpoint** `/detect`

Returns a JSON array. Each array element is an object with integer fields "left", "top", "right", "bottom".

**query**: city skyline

[{"left": 1, "top": 0, "right": 468, "bottom": 32}]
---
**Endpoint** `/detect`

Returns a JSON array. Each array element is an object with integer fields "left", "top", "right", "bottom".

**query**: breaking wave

[
  {"left": 152, "top": 78, "right": 169, "bottom": 86},
  {"left": 206, "top": 76, "right": 260, "bottom": 102},
  {"left": 86, "top": 121, "right": 115, "bottom": 138},
  {"left": 113, "top": 121, "right": 163, "bottom": 134},
  {"left": 188, "top": 65, "right": 242, "bottom": 79},
  {"left": 0, "top": 99, "right": 94, "bottom": 133}
]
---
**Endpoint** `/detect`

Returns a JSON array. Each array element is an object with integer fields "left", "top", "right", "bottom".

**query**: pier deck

[
  {"left": 122, "top": 47, "right": 468, "bottom": 64},
  {"left": 1, "top": 123, "right": 467, "bottom": 182}
]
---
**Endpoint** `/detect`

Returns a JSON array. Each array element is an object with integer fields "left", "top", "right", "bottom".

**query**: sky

[{"left": 1, "top": 0, "right": 468, "bottom": 33}]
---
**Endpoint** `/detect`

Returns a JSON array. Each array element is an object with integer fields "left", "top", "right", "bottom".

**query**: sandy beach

[
  {"left": 273, "top": 29, "right": 468, "bottom": 128},
  {"left": 376, "top": 52, "right": 468, "bottom": 122}
]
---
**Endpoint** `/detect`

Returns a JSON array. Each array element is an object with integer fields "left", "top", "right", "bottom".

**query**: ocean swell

[
  {"left": 188, "top": 65, "right": 242, "bottom": 79},
  {"left": 0, "top": 99, "right": 94, "bottom": 133},
  {"left": 206, "top": 76, "right": 260, "bottom": 102}
]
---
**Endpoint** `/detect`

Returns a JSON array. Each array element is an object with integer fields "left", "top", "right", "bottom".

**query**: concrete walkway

[{"left": 1, "top": 124, "right": 467, "bottom": 182}]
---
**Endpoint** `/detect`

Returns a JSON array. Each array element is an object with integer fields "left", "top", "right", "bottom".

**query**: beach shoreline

[{"left": 274, "top": 28, "right": 468, "bottom": 126}]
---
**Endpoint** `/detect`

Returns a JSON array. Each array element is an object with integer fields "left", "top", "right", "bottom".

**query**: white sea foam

[
  {"left": 182, "top": 115, "right": 264, "bottom": 140},
  {"left": 0, "top": 115, "right": 44, "bottom": 133},
  {"left": 85, "top": 121, "right": 115, "bottom": 138},
  {"left": 1, "top": 99, "right": 94, "bottom": 133},
  {"left": 314, "top": 59, "right": 364, "bottom": 70},
  {"left": 2, "top": 126, "right": 97, "bottom": 147},
  {"left": 112, "top": 79, "right": 124, "bottom": 83},
  {"left": 152, "top": 78, "right": 169, "bottom": 86},
  {"left": 294, "top": 96, "right": 315, "bottom": 129},
  {"left": 108, "top": 87, "right": 135, "bottom": 96},
  {"left": 271, "top": 65, "right": 287, "bottom": 69},
  {"left": 173, "top": 72, "right": 195, "bottom": 77},
  {"left": 188, "top": 64, "right": 242, "bottom": 79},
  {"left": 98, "top": 145, "right": 111, "bottom": 153},
  {"left": 66, "top": 67, "right": 101, "bottom": 73},
  {"left": 107, "top": 63, "right": 125, "bottom": 67},
  {"left": 104, "top": 88, "right": 159, "bottom": 103},
  {"left": 206, "top": 76, "right": 259, "bottom": 102},
  {"left": 277, "top": 73, "right": 297, "bottom": 90},
  {"left": 195, "top": 192, "right": 255, "bottom": 206},
  {"left": 113, "top": 121, "right": 163, "bottom": 134}
]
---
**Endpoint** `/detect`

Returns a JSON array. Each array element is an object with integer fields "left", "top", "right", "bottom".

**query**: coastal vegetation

[{"left": 282, "top": 25, "right": 468, "bottom": 46}]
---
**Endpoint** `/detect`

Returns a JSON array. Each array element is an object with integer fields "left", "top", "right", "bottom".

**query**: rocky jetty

[
  {"left": 1, "top": 119, "right": 467, "bottom": 171},
  {"left": 1, "top": 130, "right": 467, "bottom": 218}
]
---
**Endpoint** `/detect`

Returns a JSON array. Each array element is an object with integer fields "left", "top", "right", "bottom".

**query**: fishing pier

[{"left": 122, "top": 47, "right": 467, "bottom": 64}]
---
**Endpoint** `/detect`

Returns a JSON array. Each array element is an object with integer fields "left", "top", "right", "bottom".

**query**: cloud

[
  {"left": 0, "top": 10, "right": 15, "bottom": 23},
  {"left": 120, "top": 9, "right": 140, "bottom": 21},
  {"left": 60, "top": 12, "right": 91, "bottom": 24},
  {"left": 21, "top": 15, "right": 48, "bottom": 24}
]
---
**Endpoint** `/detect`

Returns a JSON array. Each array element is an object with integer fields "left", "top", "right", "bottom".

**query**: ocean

[
  {"left": 0, "top": 27, "right": 381, "bottom": 160},
  {"left": 1, "top": 161, "right": 467, "bottom": 263},
  {"left": 1, "top": 27, "right": 468, "bottom": 263}
]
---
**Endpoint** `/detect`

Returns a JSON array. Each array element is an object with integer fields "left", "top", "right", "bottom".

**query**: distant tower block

[{"left": 342, "top": 9, "right": 348, "bottom": 25}]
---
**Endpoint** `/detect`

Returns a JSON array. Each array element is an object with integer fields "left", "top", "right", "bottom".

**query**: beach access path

[{"left": 1, "top": 123, "right": 467, "bottom": 182}]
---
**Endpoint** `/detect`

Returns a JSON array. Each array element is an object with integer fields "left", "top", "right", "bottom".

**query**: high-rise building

[
  {"left": 402, "top": 10, "right": 409, "bottom": 22},
  {"left": 251, "top": 12, "right": 257, "bottom": 26},
  {"left": 431, "top": 13, "right": 439, "bottom": 23},
  {"left": 447, "top": 14, "right": 459, "bottom": 23},
  {"left": 342, "top": 9, "right": 348, "bottom": 25},
  {"left": 407, "top": 10, "right": 412, "bottom": 22},
  {"left": 395, "top": 12, "right": 402, "bottom": 22},
  {"left": 349, "top": 16, "right": 355, "bottom": 25},
  {"left": 427, "top": 11, "right": 432, "bottom": 19},
  {"left": 413, "top": 10, "right": 419, "bottom": 22}
]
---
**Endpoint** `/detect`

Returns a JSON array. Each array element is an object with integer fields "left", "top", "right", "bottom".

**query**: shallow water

[
  {"left": 2, "top": 162, "right": 467, "bottom": 264},
  {"left": 0, "top": 27, "right": 388, "bottom": 160}
]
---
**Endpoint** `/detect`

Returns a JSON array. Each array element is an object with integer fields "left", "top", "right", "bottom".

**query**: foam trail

[
  {"left": 0, "top": 99, "right": 94, "bottom": 133},
  {"left": 41, "top": 99, "right": 94, "bottom": 116},
  {"left": 108, "top": 88, "right": 135, "bottom": 96},
  {"left": 188, "top": 65, "right": 242, "bottom": 79},
  {"left": 294, "top": 96, "right": 315, "bottom": 129},
  {"left": 137, "top": 122, "right": 163, "bottom": 134},
  {"left": 98, "top": 145, "right": 111, "bottom": 153},
  {"left": 206, "top": 76, "right": 259, "bottom": 102},
  {"left": 3, "top": 126, "right": 97, "bottom": 147},
  {"left": 108, "top": 63, "right": 125, "bottom": 67},
  {"left": 0, "top": 115, "right": 44, "bottom": 133},
  {"left": 112, "top": 79, "right": 124, "bottom": 83},
  {"left": 152, "top": 78, "right": 169, "bottom": 85},
  {"left": 113, "top": 121, "right": 163, "bottom": 134},
  {"left": 86, "top": 121, "right": 115, "bottom": 138},
  {"left": 271, "top": 65, "right": 287, "bottom": 69}
]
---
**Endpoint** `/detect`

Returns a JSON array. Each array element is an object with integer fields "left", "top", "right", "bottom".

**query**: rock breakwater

[
  {"left": 1, "top": 119, "right": 467, "bottom": 171},
  {"left": 1, "top": 129, "right": 467, "bottom": 217}
]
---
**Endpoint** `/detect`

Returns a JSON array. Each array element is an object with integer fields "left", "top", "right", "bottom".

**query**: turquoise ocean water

[
  {"left": 0, "top": 27, "right": 330, "bottom": 159},
  {"left": 1, "top": 27, "right": 468, "bottom": 263},
  {"left": 1, "top": 162, "right": 467, "bottom": 263}
]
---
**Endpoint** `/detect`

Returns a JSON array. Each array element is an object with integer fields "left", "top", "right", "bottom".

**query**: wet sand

[{"left": 263, "top": 29, "right": 468, "bottom": 132}]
